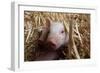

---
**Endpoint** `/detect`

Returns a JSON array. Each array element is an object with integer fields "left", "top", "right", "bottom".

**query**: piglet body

[{"left": 35, "top": 51, "right": 59, "bottom": 61}]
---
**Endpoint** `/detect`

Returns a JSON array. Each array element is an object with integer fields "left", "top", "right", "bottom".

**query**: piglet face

[{"left": 46, "top": 22, "right": 68, "bottom": 50}]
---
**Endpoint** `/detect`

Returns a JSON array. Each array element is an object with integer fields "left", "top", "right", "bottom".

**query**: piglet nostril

[{"left": 50, "top": 42, "right": 56, "bottom": 47}]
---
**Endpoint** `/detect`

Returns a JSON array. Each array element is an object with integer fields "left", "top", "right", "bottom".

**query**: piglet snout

[{"left": 46, "top": 39, "right": 57, "bottom": 50}]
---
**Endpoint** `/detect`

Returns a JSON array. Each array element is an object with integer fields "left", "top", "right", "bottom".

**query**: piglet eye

[{"left": 61, "top": 30, "right": 64, "bottom": 33}]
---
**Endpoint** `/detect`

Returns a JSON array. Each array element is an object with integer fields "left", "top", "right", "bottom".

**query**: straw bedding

[{"left": 24, "top": 11, "right": 90, "bottom": 61}]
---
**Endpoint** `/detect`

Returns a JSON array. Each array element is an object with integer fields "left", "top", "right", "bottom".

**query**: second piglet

[{"left": 36, "top": 19, "right": 69, "bottom": 60}]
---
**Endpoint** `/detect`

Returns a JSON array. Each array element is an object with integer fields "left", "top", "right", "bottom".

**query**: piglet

[{"left": 36, "top": 19, "right": 69, "bottom": 61}]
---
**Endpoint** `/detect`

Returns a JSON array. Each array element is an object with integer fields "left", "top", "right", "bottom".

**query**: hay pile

[{"left": 24, "top": 11, "right": 90, "bottom": 61}]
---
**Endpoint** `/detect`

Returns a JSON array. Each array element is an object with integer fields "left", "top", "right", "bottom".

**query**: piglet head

[{"left": 46, "top": 21, "right": 69, "bottom": 50}]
